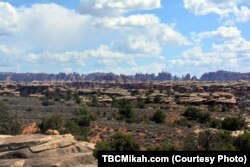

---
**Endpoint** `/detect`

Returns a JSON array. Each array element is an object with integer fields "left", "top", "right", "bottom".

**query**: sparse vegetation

[
  {"left": 94, "top": 132, "right": 140, "bottom": 158},
  {"left": 221, "top": 116, "right": 246, "bottom": 131},
  {"left": 183, "top": 107, "right": 211, "bottom": 123},
  {"left": 1, "top": 79, "right": 250, "bottom": 151},
  {"left": 0, "top": 101, "right": 22, "bottom": 135},
  {"left": 151, "top": 109, "right": 166, "bottom": 124}
]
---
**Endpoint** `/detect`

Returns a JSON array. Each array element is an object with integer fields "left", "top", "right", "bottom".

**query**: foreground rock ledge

[{"left": 0, "top": 134, "right": 97, "bottom": 167}]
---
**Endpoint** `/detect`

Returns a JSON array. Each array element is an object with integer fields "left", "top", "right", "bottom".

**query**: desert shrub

[
  {"left": 130, "top": 89, "right": 139, "bottom": 96},
  {"left": 153, "top": 96, "right": 161, "bottom": 103},
  {"left": 93, "top": 133, "right": 140, "bottom": 158},
  {"left": 183, "top": 107, "right": 200, "bottom": 120},
  {"left": 183, "top": 135, "right": 198, "bottom": 151},
  {"left": 145, "top": 90, "right": 154, "bottom": 96},
  {"left": 234, "top": 133, "right": 250, "bottom": 151},
  {"left": 39, "top": 115, "right": 64, "bottom": 133},
  {"left": 119, "top": 103, "right": 135, "bottom": 123},
  {"left": 197, "top": 130, "right": 214, "bottom": 151},
  {"left": 39, "top": 107, "right": 94, "bottom": 140},
  {"left": 221, "top": 105, "right": 229, "bottom": 112},
  {"left": 91, "top": 95, "right": 105, "bottom": 107},
  {"left": 151, "top": 110, "right": 166, "bottom": 124},
  {"left": 148, "top": 144, "right": 176, "bottom": 151},
  {"left": 136, "top": 99, "right": 145, "bottom": 109},
  {"left": 66, "top": 90, "right": 73, "bottom": 101},
  {"left": 42, "top": 99, "right": 54, "bottom": 106},
  {"left": 0, "top": 101, "right": 22, "bottom": 135},
  {"left": 73, "top": 92, "right": 81, "bottom": 104},
  {"left": 221, "top": 117, "right": 246, "bottom": 131},
  {"left": 210, "top": 119, "right": 222, "bottom": 129},
  {"left": 174, "top": 118, "right": 193, "bottom": 128},
  {"left": 196, "top": 111, "right": 211, "bottom": 123},
  {"left": 67, "top": 107, "right": 96, "bottom": 140},
  {"left": 212, "top": 132, "right": 236, "bottom": 151},
  {"left": 145, "top": 97, "right": 151, "bottom": 104},
  {"left": 63, "top": 120, "right": 81, "bottom": 135},
  {"left": 183, "top": 107, "right": 210, "bottom": 123},
  {"left": 208, "top": 104, "right": 217, "bottom": 112},
  {"left": 183, "top": 130, "right": 236, "bottom": 151},
  {"left": 26, "top": 107, "right": 32, "bottom": 112},
  {"left": 73, "top": 107, "right": 96, "bottom": 127}
]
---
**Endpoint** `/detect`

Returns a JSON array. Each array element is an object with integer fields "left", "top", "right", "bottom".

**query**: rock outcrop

[{"left": 0, "top": 134, "right": 97, "bottom": 167}]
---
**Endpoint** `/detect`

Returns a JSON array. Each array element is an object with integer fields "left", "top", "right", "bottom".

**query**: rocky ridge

[{"left": 0, "top": 134, "right": 96, "bottom": 167}]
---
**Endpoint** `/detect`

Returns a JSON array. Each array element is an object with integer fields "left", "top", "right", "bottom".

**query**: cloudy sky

[{"left": 0, "top": 0, "right": 250, "bottom": 76}]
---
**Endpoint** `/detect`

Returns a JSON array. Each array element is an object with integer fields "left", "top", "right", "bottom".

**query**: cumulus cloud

[
  {"left": 78, "top": 0, "right": 161, "bottom": 16},
  {"left": 183, "top": 0, "right": 234, "bottom": 17},
  {"left": 94, "top": 14, "right": 159, "bottom": 29},
  {"left": 0, "top": 2, "right": 19, "bottom": 35},
  {"left": 115, "top": 36, "right": 162, "bottom": 55},
  {"left": 168, "top": 37, "right": 250, "bottom": 75},
  {"left": 183, "top": 0, "right": 250, "bottom": 23},
  {"left": 18, "top": 3, "right": 93, "bottom": 50},
  {"left": 152, "top": 24, "right": 191, "bottom": 45},
  {"left": 103, "top": 63, "right": 166, "bottom": 75},
  {"left": 234, "top": 6, "right": 250, "bottom": 22},
  {"left": 0, "top": 44, "right": 137, "bottom": 71},
  {"left": 196, "top": 26, "right": 241, "bottom": 40},
  {"left": 0, "top": 1, "right": 189, "bottom": 74}
]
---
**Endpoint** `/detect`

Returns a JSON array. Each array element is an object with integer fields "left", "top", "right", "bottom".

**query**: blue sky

[{"left": 0, "top": 0, "right": 250, "bottom": 76}]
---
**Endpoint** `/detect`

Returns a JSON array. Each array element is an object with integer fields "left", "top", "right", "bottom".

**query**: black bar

[{"left": 98, "top": 151, "right": 250, "bottom": 167}]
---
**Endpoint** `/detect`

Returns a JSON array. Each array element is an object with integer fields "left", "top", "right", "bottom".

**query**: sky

[{"left": 0, "top": 0, "right": 250, "bottom": 76}]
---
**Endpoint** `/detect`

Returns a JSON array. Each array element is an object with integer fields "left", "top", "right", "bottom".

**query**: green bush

[
  {"left": 73, "top": 107, "right": 96, "bottom": 126},
  {"left": 42, "top": 99, "right": 54, "bottom": 106},
  {"left": 183, "top": 107, "right": 200, "bottom": 120},
  {"left": 175, "top": 118, "right": 193, "bottom": 128},
  {"left": 148, "top": 144, "right": 176, "bottom": 151},
  {"left": 119, "top": 103, "right": 135, "bottom": 123},
  {"left": 153, "top": 96, "right": 161, "bottom": 103},
  {"left": 196, "top": 111, "right": 211, "bottom": 123},
  {"left": 210, "top": 119, "right": 222, "bottom": 129},
  {"left": 0, "top": 101, "right": 22, "bottom": 135},
  {"left": 39, "top": 115, "right": 64, "bottom": 133},
  {"left": 221, "top": 105, "right": 229, "bottom": 112},
  {"left": 234, "top": 133, "right": 250, "bottom": 151},
  {"left": 183, "top": 107, "right": 210, "bottom": 123},
  {"left": 184, "top": 131, "right": 236, "bottom": 151},
  {"left": 151, "top": 110, "right": 166, "bottom": 124},
  {"left": 221, "top": 117, "right": 246, "bottom": 131},
  {"left": 93, "top": 133, "right": 140, "bottom": 158}
]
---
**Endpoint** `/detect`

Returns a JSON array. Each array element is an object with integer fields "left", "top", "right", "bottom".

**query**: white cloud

[
  {"left": 78, "top": 0, "right": 161, "bottom": 16},
  {"left": 152, "top": 24, "right": 191, "bottom": 45},
  {"left": 183, "top": 0, "right": 250, "bottom": 23},
  {"left": 18, "top": 3, "right": 93, "bottom": 50},
  {"left": 168, "top": 37, "right": 250, "bottom": 75},
  {"left": 0, "top": 43, "right": 168, "bottom": 74},
  {"left": 0, "top": 1, "right": 190, "bottom": 74},
  {"left": 94, "top": 14, "right": 159, "bottom": 29},
  {"left": 115, "top": 36, "right": 162, "bottom": 55},
  {"left": 104, "top": 63, "right": 166, "bottom": 75},
  {"left": 234, "top": 6, "right": 250, "bottom": 22},
  {"left": 197, "top": 26, "right": 241, "bottom": 40},
  {"left": 0, "top": 2, "right": 19, "bottom": 35},
  {"left": 0, "top": 44, "right": 136, "bottom": 69},
  {"left": 183, "top": 0, "right": 235, "bottom": 17},
  {"left": 95, "top": 14, "right": 190, "bottom": 46}
]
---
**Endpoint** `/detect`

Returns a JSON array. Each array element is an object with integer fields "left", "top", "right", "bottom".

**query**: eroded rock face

[{"left": 0, "top": 134, "right": 97, "bottom": 167}]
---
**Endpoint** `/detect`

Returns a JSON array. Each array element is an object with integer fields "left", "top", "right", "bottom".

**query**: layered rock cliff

[{"left": 0, "top": 134, "right": 97, "bottom": 167}]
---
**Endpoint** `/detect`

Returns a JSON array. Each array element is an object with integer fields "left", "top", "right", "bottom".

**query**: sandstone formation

[{"left": 0, "top": 134, "right": 97, "bottom": 167}]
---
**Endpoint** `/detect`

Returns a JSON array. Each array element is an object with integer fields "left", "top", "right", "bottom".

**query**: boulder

[
  {"left": 0, "top": 134, "right": 97, "bottom": 167},
  {"left": 45, "top": 129, "right": 60, "bottom": 135}
]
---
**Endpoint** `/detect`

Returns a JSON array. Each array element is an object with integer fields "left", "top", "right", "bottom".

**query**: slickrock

[{"left": 0, "top": 134, "right": 97, "bottom": 167}]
